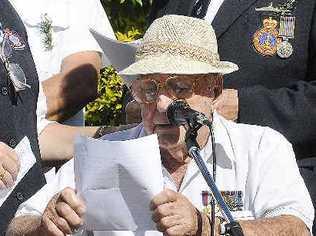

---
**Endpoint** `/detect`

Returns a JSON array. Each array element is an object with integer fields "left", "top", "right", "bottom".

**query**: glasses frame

[{"left": 130, "top": 74, "right": 217, "bottom": 104}]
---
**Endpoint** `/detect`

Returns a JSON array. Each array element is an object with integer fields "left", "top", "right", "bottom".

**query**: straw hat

[{"left": 119, "top": 15, "right": 238, "bottom": 77}]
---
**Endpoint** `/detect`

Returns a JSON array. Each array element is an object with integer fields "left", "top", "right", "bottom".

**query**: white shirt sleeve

[
  {"left": 248, "top": 127, "right": 314, "bottom": 231},
  {"left": 36, "top": 82, "right": 55, "bottom": 135},
  {"left": 15, "top": 160, "right": 75, "bottom": 217},
  {"left": 60, "top": 0, "right": 116, "bottom": 67}
]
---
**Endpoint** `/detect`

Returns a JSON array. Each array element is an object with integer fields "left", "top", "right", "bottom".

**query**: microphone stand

[{"left": 185, "top": 123, "right": 244, "bottom": 236}]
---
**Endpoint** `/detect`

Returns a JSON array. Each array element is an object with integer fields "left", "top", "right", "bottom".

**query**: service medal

[
  {"left": 201, "top": 191, "right": 219, "bottom": 215},
  {"left": 253, "top": 17, "right": 280, "bottom": 56},
  {"left": 277, "top": 15, "right": 295, "bottom": 58},
  {"left": 277, "top": 40, "right": 293, "bottom": 58}
]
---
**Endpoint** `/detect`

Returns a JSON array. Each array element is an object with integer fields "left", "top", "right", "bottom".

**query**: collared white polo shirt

[
  {"left": 9, "top": 0, "right": 116, "bottom": 126},
  {"left": 16, "top": 113, "right": 315, "bottom": 234}
]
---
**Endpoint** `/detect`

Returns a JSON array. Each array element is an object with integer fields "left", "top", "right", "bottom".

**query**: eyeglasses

[
  {"left": 0, "top": 26, "right": 31, "bottom": 95},
  {"left": 131, "top": 75, "right": 203, "bottom": 104}
]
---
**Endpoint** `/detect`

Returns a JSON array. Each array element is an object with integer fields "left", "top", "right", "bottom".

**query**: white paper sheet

[
  {"left": 0, "top": 136, "right": 36, "bottom": 206},
  {"left": 74, "top": 134, "right": 163, "bottom": 232},
  {"left": 89, "top": 29, "right": 139, "bottom": 72}
]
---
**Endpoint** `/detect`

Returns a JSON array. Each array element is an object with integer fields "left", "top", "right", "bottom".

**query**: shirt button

[
  {"left": 1, "top": 86, "right": 8, "bottom": 96},
  {"left": 16, "top": 192, "right": 24, "bottom": 201},
  {"left": 9, "top": 138, "right": 17, "bottom": 148}
]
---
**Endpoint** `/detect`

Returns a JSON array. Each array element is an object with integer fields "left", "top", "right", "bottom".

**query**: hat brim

[{"left": 119, "top": 55, "right": 238, "bottom": 78}]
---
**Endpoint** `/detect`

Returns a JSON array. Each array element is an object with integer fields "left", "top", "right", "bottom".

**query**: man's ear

[{"left": 209, "top": 74, "right": 223, "bottom": 99}]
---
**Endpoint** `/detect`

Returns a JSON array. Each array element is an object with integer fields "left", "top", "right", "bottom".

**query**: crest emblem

[{"left": 253, "top": 17, "right": 281, "bottom": 56}]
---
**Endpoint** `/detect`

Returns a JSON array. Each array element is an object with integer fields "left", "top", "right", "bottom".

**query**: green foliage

[
  {"left": 101, "top": 0, "right": 152, "bottom": 35},
  {"left": 85, "top": 0, "right": 152, "bottom": 126},
  {"left": 85, "top": 67, "right": 124, "bottom": 126}
]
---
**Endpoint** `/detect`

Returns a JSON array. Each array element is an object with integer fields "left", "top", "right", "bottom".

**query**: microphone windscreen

[{"left": 167, "top": 100, "right": 192, "bottom": 126}]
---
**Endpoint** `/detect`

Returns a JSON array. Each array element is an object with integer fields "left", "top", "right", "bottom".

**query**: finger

[
  {"left": 155, "top": 215, "right": 181, "bottom": 232},
  {"left": 0, "top": 142, "right": 19, "bottom": 162},
  {"left": 56, "top": 201, "right": 83, "bottom": 229},
  {"left": 0, "top": 180, "right": 5, "bottom": 189},
  {"left": 165, "top": 224, "right": 186, "bottom": 236},
  {"left": 42, "top": 216, "right": 65, "bottom": 236},
  {"left": 59, "top": 187, "right": 86, "bottom": 216},
  {"left": 1, "top": 170, "right": 14, "bottom": 188},
  {"left": 2, "top": 157, "right": 19, "bottom": 180},
  {"left": 152, "top": 202, "right": 175, "bottom": 222},
  {"left": 150, "top": 189, "right": 177, "bottom": 210},
  {"left": 55, "top": 215, "right": 73, "bottom": 235}
]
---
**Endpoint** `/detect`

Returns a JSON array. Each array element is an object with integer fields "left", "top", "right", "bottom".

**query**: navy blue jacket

[
  {"left": 149, "top": 0, "right": 316, "bottom": 160},
  {"left": 0, "top": 1, "right": 45, "bottom": 233}
]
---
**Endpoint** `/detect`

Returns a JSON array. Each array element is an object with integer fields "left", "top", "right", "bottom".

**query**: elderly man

[{"left": 7, "top": 15, "right": 313, "bottom": 236}]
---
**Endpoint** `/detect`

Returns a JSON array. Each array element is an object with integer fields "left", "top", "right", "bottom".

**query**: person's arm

[
  {"left": 6, "top": 215, "right": 42, "bottom": 236},
  {"left": 43, "top": 50, "right": 102, "bottom": 122},
  {"left": 38, "top": 123, "right": 98, "bottom": 161},
  {"left": 238, "top": 215, "right": 310, "bottom": 236},
  {"left": 150, "top": 189, "right": 310, "bottom": 236},
  {"left": 6, "top": 188, "right": 85, "bottom": 236},
  {"left": 38, "top": 122, "right": 138, "bottom": 162}
]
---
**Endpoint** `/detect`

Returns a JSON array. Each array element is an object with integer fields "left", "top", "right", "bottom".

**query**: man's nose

[{"left": 156, "top": 94, "right": 173, "bottom": 113}]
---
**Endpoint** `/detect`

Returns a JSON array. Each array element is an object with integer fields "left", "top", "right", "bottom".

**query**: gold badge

[{"left": 253, "top": 17, "right": 281, "bottom": 56}]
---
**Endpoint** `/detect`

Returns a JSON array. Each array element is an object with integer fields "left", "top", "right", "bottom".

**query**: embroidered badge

[
  {"left": 3, "top": 28, "right": 25, "bottom": 50},
  {"left": 0, "top": 23, "right": 30, "bottom": 93},
  {"left": 253, "top": 17, "right": 281, "bottom": 56}
]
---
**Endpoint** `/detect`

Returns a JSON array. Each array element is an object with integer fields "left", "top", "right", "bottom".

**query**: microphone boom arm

[{"left": 185, "top": 120, "right": 244, "bottom": 236}]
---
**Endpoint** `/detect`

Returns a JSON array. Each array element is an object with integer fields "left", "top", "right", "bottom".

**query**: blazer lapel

[{"left": 212, "top": 0, "right": 261, "bottom": 39}]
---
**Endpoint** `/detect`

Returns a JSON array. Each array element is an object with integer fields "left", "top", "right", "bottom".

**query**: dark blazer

[
  {"left": 0, "top": 1, "right": 45, "bottom": 233},
  {"left": 149, "top": 0, "right": 316, "bottom": 160}
]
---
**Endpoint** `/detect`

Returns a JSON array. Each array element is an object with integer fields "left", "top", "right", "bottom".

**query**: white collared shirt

[
  {"left": 9, "top": 0, "right": 116, "bottom": 126},
  {"left": 204, "top": 0, "right": 226, "bottom": 23},
  {"left": 15, "top": 113, "right": 315, "bottom": 234}
]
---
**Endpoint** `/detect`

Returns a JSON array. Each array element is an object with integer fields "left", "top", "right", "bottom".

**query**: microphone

[{"left": 166, "top": 100, "right": 211, "bottom": 128}]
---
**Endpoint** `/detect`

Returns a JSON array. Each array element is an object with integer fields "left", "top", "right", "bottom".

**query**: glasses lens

[
  {"left": 131, "top": 79, "right": 158, "bottom": 103},
  {"left": 166, "top": 76, "right": 194, "bottom": 99},
  {"left": 141, "top": 79, "right": 158, "bottom": 103}
]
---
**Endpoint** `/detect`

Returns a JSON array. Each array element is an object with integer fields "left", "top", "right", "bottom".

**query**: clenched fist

[{"left": 150, "top": 188, "right": 199, "bottom": 236}]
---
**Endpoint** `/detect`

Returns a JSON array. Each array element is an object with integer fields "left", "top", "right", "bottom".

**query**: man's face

[{"left": 131, "top": 74, "right": 220, "bottom": 160}]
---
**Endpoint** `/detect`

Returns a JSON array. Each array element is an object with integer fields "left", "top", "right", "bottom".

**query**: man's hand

[
  {"left": 213, "top": 89, "right": 238, "bottom": 121},
  {"left": 41, "top": 187, "right": 86, "bottom": 236},
  {"left": 0, "top": 142, "right": 19, "bottom": 189},
  {"left": 150, "top": 188, "right": 198, "bottom": 236}
]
